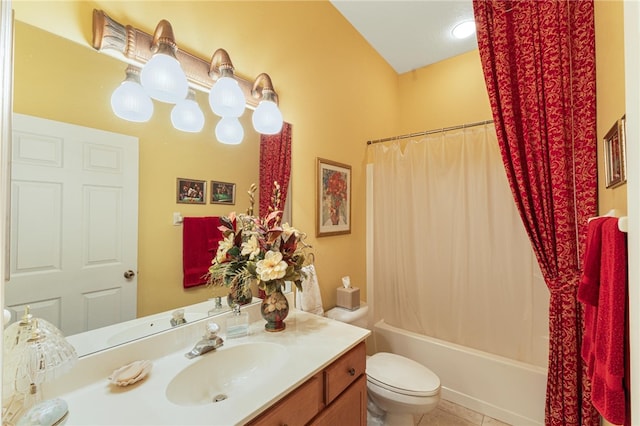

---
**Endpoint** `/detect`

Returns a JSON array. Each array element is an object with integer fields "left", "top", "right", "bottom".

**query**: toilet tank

[{"left": 325, "top": 303, "right": 368, "bottom": 328}]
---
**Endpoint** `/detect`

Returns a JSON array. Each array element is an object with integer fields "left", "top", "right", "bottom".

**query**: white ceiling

[{"left": 330, "top": 0, "right": 478, "bottom": 74}]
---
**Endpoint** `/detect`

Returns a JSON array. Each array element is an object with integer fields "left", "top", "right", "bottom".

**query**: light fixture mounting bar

[{"left": 92, "top": 9, "right": 262, "bottom": 108}]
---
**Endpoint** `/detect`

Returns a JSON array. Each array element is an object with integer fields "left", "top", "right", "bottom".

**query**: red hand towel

[
  {"left": 182, "top": 217, "right": 223, "bottom": 288},
  {"left": 579, "top": 217, "right": 608, "bottom": 304},
  {"left": 578, "top": 217, "right": 608, "bottom": 374},
  {"left": 590, "top": 218, "right": 628, "bottom": 425}
]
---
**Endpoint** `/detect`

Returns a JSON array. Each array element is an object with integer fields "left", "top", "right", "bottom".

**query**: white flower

[
  {"left": 215, "top": 233, "right": 235, "bottom": 263},
  {"left": 256, "top": 250, "right": 288, "bottom": 281},
  {"left": 241, "top": 235, "right": 261, "bottom": 260},
  {"left": 281, "top": 223, "right": 299, "bottom": 242}
]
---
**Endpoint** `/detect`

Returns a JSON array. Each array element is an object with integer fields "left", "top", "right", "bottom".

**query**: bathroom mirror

[{"left": 6, "top": 20, "right": 265, "bottom": 356}]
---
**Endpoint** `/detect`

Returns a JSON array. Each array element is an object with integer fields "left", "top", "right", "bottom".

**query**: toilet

[{"left": 325, "top": 303, "right": 441, "bottom": 426}]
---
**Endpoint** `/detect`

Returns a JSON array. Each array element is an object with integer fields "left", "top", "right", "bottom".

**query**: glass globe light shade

[
  {"left": 171, "top": 97, "right": 205, "bottom": 133},
  {"left": 208, "top": 76, "right": 245, "bottom": 118},
  {"left": 252, "top": 100, "right": 284, "bottom": 135},
  {"left": 110, "top": 80, "right": 154, "bottom": 123},
  {"left": 215, "top": 117, "right": 244, "bottom": 145},
  {"left": 140, "top": 53, "right": 189, "bottom": 103}
]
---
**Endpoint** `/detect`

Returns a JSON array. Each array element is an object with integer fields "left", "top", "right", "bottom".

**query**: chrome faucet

[{"left": 185, "top": 321, "right": 224, "bottom": 359}]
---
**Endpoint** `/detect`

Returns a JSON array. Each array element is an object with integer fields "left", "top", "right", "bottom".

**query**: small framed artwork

[
  {"left": 316, "top": 158, "right": 351, "bottom": 237},
  {"left": 603, "top": 115, "right": 627, "bottom": 188},
  {"left": 210, "top": 181, "right": 236, "bottom": 205},
  {"left": 176, "top": 178, "right": 206, "bottom": 204}
]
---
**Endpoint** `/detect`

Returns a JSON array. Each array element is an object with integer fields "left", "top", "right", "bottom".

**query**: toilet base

[
  {"left": 366, "top": 410, "right": 385, "bottom": 426},
  {"left": 366, "top": 411, "right": 414, "bottom": 426},
  {"left": 367, "top": 397, "right": 415, "bottom": 426}
]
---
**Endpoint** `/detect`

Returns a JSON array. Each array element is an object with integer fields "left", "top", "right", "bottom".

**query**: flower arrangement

[{"left": 207, "top": 183, "right": 308, "bottom": 298}]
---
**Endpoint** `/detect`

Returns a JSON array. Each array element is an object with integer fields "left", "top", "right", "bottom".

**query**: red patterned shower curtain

[
  {"left": 473, "top": 1, "right": 598, "bottom": 425},
  {"left": 259, "top": 122, "right": 292, "bottom": 217}
]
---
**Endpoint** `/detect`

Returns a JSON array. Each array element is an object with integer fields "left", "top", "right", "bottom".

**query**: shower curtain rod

[{"left": 366, "top": 119, "right": 494, "bottom": 145}]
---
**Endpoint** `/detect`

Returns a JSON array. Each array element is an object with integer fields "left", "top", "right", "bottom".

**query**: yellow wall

[
  {"left": 398, "top": 50, "right": 492, "bottom": 132},
  {"left": 12, "top": 1, "right": 399, "bottom": 315},
  {"left": 595, "top": 0, "right": 627, "bottom": 218}
]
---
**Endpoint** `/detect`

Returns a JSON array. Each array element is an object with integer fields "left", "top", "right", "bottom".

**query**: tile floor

[{"left": 415, "top": 399, "right": 512, "bottom": 426}]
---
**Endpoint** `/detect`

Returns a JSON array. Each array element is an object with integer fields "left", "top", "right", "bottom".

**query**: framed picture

[
  {"left": 603, "top": 116, "right": 627, "bottom": 188},
  {"left": 316, "top": 158, "right": 351, "bottom": 237},
  {"left": 176, "top": 178, "right": 206, "bottom": 204},
  {"left": 210, "top": 181, "right": 236, "bottom": 205}
]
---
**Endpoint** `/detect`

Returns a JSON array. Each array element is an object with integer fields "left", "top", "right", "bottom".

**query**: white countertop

[{"left": 46, "top": 306, "right": 370, "bottom": 425}]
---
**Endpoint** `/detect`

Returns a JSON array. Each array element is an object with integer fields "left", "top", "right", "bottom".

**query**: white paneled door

[{"left": 6, "top": 114, "right": 138, "bottom": 336}]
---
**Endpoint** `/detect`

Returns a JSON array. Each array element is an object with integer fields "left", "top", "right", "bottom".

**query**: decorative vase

[
  {"left": 260, "top": 289, "right": 289, "bottom": 332},
  {"left": 227, "top": 285, "right": 252, "bottom": 307}
]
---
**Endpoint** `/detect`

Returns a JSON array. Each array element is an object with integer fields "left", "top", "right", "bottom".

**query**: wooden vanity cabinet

[
  {"left": 248, "top": 373, "right": 324, "bottom": 426},
  {"left": 249, "top": 341, "right": 367, "bottom": 426}
]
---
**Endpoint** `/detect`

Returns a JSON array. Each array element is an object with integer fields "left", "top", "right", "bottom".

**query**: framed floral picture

[
  {"left": 176, "top": 178, "right": 206, "bottom": 204},
  {"left": 603, "top": 115, "right": 627, "bottom": 188},
  {"left": 316, "top": 158, "right": 351, "bottom": 237},
  {"left": 210, "top": 181, "right": 236, "bottom": 205}
]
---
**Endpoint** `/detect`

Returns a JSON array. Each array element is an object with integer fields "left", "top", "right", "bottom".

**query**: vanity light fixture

[
  {"left": 171, "top": 89, "right": 205, "bottom": 133},
  {"left": 251, "top": 73, "right": 284, "bottom": 135},
  {"left": 451, "top": 20, "right": 476, "bottom": 40},
  {"left": 93, "top": 10, "right": 284, "bottom": 140},
  {"left": 208, "top": 49, "right": 246, "bottom": 118},
  {"left": 139, "top": 19, "right": 189, "bottom": 104},
  {"left": 111, "top": 66, "right": 154, "bottom": 123},
  {"left": 215, "top": 116, "right": 245, "bottom": 145}
]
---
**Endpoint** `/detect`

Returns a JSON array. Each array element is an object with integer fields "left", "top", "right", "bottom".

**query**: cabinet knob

[{"left": 348, "top": 367, "right": 356, "bottom": 376}]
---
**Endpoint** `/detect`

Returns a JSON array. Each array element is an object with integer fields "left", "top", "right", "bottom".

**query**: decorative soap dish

[{"left": 108, "top": 360, "right": 152, "bottom": 387}]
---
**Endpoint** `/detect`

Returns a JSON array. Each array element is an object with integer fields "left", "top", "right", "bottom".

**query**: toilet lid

[{"left": 366, "top": 352, "right": 440, "bottom": 397}]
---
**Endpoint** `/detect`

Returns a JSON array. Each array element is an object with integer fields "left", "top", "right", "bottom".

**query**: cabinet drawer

[
  {"left": 248, "top": 373, "right": 323, "bottom": 426},
  {"left": 324, "top": 342, "right": 366, "bottom": 404}
]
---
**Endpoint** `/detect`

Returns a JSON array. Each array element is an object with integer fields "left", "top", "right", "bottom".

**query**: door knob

[{"left": 124, "top": 270, "right": 136, "bottom": 279}]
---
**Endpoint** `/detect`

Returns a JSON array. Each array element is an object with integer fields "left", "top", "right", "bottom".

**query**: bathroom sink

[
  {"left": 106, "top": 313, "right": 205, "bottom": 346},
  {"left": 166, "top": 342, "right": 288, "bottom": 406}
]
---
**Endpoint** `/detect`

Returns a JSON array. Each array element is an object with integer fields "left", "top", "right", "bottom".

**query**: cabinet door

[
  {"left": 248, "top": 374, "right": 324, "bottom": 426},
  {"left": 310, "top": 375, "right": 367, "bottom": 426}
]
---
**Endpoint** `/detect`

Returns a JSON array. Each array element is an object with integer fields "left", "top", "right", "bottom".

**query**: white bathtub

[{"left": 372, "top": 319, "right": 547, "bottom": 426}]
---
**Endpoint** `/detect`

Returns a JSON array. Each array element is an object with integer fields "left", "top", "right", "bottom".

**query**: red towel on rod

[
  {"left": 578, "top": 217, "right": 608, "bottom": 376},
  {"left": 182, "top": 216, "right": 223, "bottom": 288},
  {"left": 580, "top": 217, "right": 628, "bottom": 425}
]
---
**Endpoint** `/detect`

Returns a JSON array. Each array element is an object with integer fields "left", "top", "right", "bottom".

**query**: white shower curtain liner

[{"left": 369, "top": 124, "right": 548, "bottom": 367}]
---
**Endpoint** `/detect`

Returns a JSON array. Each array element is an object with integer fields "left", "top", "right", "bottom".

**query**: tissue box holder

[{"left": 337, "top": 287, "right": 360, "bottom": 310}]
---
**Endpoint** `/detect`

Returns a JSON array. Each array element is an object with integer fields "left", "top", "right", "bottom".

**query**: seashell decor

[{"left": 108, "top": 360, "right": 152, "bottom": 387}]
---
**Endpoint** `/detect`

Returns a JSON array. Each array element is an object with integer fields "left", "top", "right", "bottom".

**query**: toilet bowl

[{"left": 325, "top": 304, "right": 441, "bottom": 426}]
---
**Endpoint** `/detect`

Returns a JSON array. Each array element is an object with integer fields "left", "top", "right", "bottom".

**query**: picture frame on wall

[
  {"left": 316, "top": 158, "right": 351, "bottom": 237},
  {"left": 603, "top": 115, "right": 627, "bottom": 188},
  {"left": 210, "top": 181, "right": 236, "bottom": 205},
  {"left": 176, "top": 178, "right": 206, "bottom": 204}
]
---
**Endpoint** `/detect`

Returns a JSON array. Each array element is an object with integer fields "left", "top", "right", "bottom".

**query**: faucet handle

[
  {"left": 170, "top": 309, "right": 187, "bottom": 326},
  {"left": 205, "top": 321, "right": 220, "bottom": 338}
]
